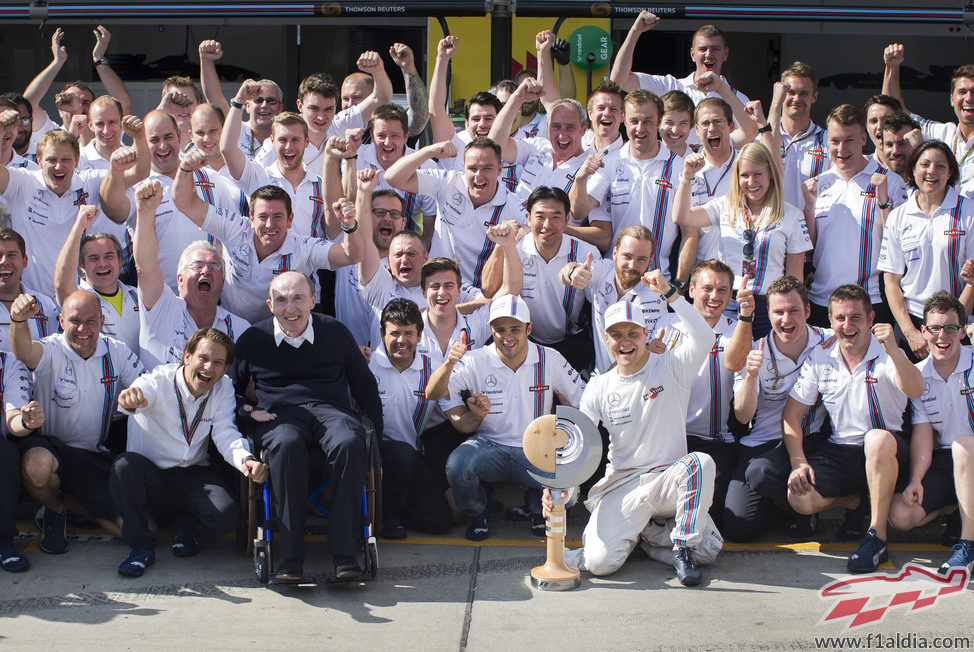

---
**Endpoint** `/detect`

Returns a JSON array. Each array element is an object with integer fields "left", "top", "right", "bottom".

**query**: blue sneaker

[
  {"left": 171, "top": 529, "right": 198, "bottom": 558},
  {"left": 0, "top": 543, "right": 29, "bottom": 572},
  {"left": 847, "top": 529, "right": 888, "bottom": 573},
  {"left": 465, "top": 511, "right": 490, "bottom": 542},
  {"left": 939, "top": 539, "right": 974, "bottom": 575},
  {"left": 117, "top": 548, "right": 156, "bottom": 577},
  {"left": 673, "top": 547, "right": 702, "bottom": 586},
  {"left": 39, "top": 507, "right": 68, "bottom": 555}
]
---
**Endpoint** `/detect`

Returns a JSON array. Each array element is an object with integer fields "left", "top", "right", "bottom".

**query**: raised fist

[
  {"left": 682, "top": 153, "right": 706, "bottom": 178},
  {"left": 110, "top": 146, "right": 139, "bottom": 173},
  {"left": 121, "top": 114, "right": 144, "bottom": 137},
  {"left": 198, "top": 39, "right": 223, "bottom": 61},
  {"left": 357, "top": 51, "right": 383, "bottom": 75},
  {"left": 10, "top": 294, "right": 39, "bottom": 323},
  {"left": 118, "top": 387, "right": 149, "bottom": 411},
  {"left": 389, "top": 43, "right": 416, "bottom": 73},
  {"left": 641, "top": 269, "right": 672, "bottom": 297}
]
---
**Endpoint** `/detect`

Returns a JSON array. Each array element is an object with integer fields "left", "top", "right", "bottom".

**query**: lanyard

[
  {"left": 953, "top": 129, "right": 974, "bottom": 167},
  {"left": 703, "top": 155, "right": 733, "bottom": 198},
  {"left": 780, "top": 123, "right": 817, "bottom": 157},
  {"left": 174, "top": 371, "right": 211, "bottom": 445},
  {"left": 766, "top": 334, "right": 801, "bottom": 390}
]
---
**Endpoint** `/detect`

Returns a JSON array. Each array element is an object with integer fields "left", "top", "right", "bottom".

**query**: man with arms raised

[{"left": 785, "top": 284, "right": 923, "bottom": 572}]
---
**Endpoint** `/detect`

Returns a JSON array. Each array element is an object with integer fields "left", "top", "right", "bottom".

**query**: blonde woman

[{"left": 674, "top": 142, "right": 812, "bottom": 338}]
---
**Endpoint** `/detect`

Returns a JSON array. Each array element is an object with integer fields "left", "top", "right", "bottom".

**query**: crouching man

[
  {"left": 111, "top": 328, "right": 267, "bottom": 577},
  {"left": 560, "top": 270, "right": 720, "bottom": 586}
]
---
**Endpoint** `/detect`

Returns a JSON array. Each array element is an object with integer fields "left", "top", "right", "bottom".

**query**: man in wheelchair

[{"left": 231, "top": 271, "right": 383, "bottom": 583}]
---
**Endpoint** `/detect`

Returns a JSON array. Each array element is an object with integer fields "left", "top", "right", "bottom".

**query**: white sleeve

[
  {"left": 415, "top": 168, "right": 450, "bottom": 200},
  {"left": 877, "top": 211, "right": 905, "bottom": 275},
  {"left": 788, "top": 357, "right": 821, "bottom": 407},
  {"left": 201, "top": 204, "right": 249, "bottom": 246},
  {"left": 701, "top": 196, "right": 727, "bottom": 230},
  {"left": 633, "top": 72, "right": 679, "bottom": 95},
  {"left": 578, "top": 377, "right": 603, "bottom": 426},
  {"left": 446, "top": 356, "right": 475, "bottom": 400},
  {"left": 549, "top": 349, "right": 585, "bottom": 407},
  {"left": 208, "top": 377, "right": 252, "bottom": 469},
  {"left": 2, "top": 356, "right": 31, "bottom": 413},
  {"left": 667, "top": 296, "right": 714, "bottom": 386},
  {"left": 785, "top": 206, "right": 813, "bottom": 254},
  {"left": 587, "top": 169, "right": 611, "bottom": 207}
]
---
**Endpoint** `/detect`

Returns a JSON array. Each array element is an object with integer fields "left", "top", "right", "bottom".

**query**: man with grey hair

[
  {"left": 132, "top": 179, "right": 248, "bottom": 368},
  {"left": 488, "top": 77, "right": 590, "bottom": 221}
]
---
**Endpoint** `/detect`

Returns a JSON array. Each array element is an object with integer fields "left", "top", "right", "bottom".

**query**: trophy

[{"left": 522, "top": 405, "right": 602, "bottom": 591}]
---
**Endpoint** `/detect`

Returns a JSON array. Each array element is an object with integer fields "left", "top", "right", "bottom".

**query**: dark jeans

[
  {"left": 380, "top": 439, "right": 452, "bottom": 534},
  {"left": 110, "top": 452, "right": 236, "bottom": 550},
  {"left": 256, "top": 403, "right": 368, "bottom": 561},
  {"left": 722, "top": 440, "right": 779, "bottom": 542},
  {"left": 0, "top": 438, "right": 19, "bottom": 544}
]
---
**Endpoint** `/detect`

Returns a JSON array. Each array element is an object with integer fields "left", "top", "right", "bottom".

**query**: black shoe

[
  {"left": 941, "top": 511, "right": 962, "bottom": 548},
  {"left": 529, "top": 513, "right": 546, "bottom": 537},
  {"left": 171, "top": 528, "right": 199, "bottom": 558},
  {"left": 380, "top": 522, "right": 407, "bottom": 539},
  {"left": 836, "top": 507, "right": 867, "bottom": 541},
  {"left": 273, "top": 559, "right": 304, "bottom": 583},
  {"left": 465, "top": 511, "right": 490, "bottom": 541},
  {"left": 333, "top": 554, "right": 361, "bottom": 581},
  {"left": 673, "top": 547, "right": 702, "bottom": 586},
  {"left": 787, "top": 514, "right": 817, "bottom": 539},
  {"left": 39, "top": 507, "right": 68, "bottom": 555},
  {"left": 486, "top": 497, "right": 504, "bottom": 514},
  {"left": 504, "top": 503, "right": 532, "bottom": 522}
]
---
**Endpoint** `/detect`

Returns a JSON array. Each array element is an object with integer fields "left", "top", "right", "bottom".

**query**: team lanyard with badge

[
  {"left": 952, "top": 130, "right": 974, "bottom": 169},
  {"left": 175, "top": 373, "right": 211, "bottom": 444},
  {"left": 703, "top": 155, "right": 733, "bottom": 199},
  {"left": 741, "top": 204, "right": 759, "bottom": 281}
]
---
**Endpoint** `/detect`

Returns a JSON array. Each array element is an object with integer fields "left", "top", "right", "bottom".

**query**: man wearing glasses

[
  {"left": 885, "top": 291, "right": 974, "bottom": 573},
  {"left": 232, "top": 79, "right": 283, "bottom": 160}
]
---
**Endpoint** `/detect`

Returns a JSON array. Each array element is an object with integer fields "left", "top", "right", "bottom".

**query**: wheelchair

[{"left": 242, "top": 413, "right": 381, "bottom": 584}]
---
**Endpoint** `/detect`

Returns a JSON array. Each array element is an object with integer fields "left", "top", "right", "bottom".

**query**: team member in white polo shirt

[
  {"left": 54, "top": 205, "right": 139, "bottom": 355},
  {"left": 483, "top": 186, "right": 598, "bottom": 371},
  {"left": 611, "top": 15, "right": 749, "bottom": 108},
  {"left": 111, "top": 327, "right": 267, "bottom": 577},
  {"left": 785, "top": 284, "right": 923, "bottom": 573},
  {"left": 879, "top": 113, "right": 922, "bottom": 186},
  {"left": 571, "top": 90, "right": 690, "bottom": 279},
  {"left": 885, "top": 48, "right": 974, "bottom": 188},
  {"left": 370, "top": 299, "right": 460, "bottom": 539},
  {"left": 185, "top": 103, "right": 250, "bottom": 215},
  {"left": 579, "top": 80, "right": 627, "bottom": 158},
  {"left": 488, "top": 78, "right": 590, "bottom": 217},
  {"left": 560, "top": 225, "right": 668, "bottom": 374},
  {"left": 0, "top": 355, "right": 42, "bottom": 572},
  {"left": 384, "top": 137, "right": 523, "bottom": 289},
  {"left": 10, "top": 289, "right": 144, "bottom": 554},
  {"left": 100, "top": 110, "right": 236, "bottom": 291},
  {"left": 655, "top": 260, "right": 753, "bottom": 525},
  {"left": 220, "top": 77, "right": 284, "bottom": 161},
  {"left": 132, "top": 180, "right": 249, "bottom": 369},
  {"left": 222, "top": 87, "right": 328, "bottom": 239},
  {"left": 726, "top": 276, "right": 833, "bottom": 542},
  {"left": 803, "top": 104, "right": 905, "bottom": 327},
  {"left": 173, "top": 149, "right": 363, "bottom": 322},
  {"left": 0, "top": 128, "right": 144, "bottom": 299},
  {"left": 425, "top": 295, "right": 585, "bottom": 541},
  {"left": 78, "top": 96, "right": 141, "bottom": 173},
  {"left": 887, "top": 292, "right": 974, "bottom": 572},
  {"left": 564, "top": 271, "right": 717, "bottom": 585},
  {"left": 0, "top": 97, "right": 36, "bottom": 170},
  {"left": 880, "top": 141, "right": 974, "bottom": 362},
  {"left": 0, "top": 228, "right": 59, "bottom": 354},
  {"left": 768, "top": 63, "right": 831, "bottom": 209}
]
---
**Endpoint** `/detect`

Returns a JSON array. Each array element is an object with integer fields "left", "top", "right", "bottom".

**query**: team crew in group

[{"left": 3, "top": 13, "right": 974, "bottom": 584}]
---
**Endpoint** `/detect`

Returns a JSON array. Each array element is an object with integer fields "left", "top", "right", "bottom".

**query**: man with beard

[
  {"left": 880, "top": 113, "right": 922, "bottom": 185},
  {"left": 0, "top": 93, "right": 37, "bottom": 165},
  {"left": 10, "top": 289, "right": 143, "bottom": 553},
  {"left": 173, "top": 148, "right": 363, "bottom": 322},
  {"left": 132, "top": 180, "right": 249, "bottom": 369},
  {"left": 560, "top": 225, "right": 668, "bottom": 373},
  {"left": 785, "top": 284, "right": 923, "bottom": 573}
]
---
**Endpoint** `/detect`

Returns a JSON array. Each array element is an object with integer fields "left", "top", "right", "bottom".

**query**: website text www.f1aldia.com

[{"left": 813, "top": 633, "right": 971, "bottom": 649}]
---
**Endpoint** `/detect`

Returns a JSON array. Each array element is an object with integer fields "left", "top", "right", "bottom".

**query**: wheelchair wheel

[
  {"left": 254, "top": 540, "right": 270, "bottom": 584},
  {"left": 367, "top": 537, "right": 378, "bottom": 580}
]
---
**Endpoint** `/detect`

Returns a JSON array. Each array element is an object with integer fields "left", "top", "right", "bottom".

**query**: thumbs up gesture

[
  {"left": 448, "top": 331, "right": 469, "bottom": 364},
  {"left": 568, "top": 252, "right": 594, "bottom": 290},
  {"left": 648, "top": 327, "right": 667, "bottom": 355},
  {"left": 745, "top": 339, "right": 765, "bottom": 378}
]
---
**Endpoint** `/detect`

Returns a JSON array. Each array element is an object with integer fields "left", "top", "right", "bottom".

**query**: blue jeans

[{"left": 445, "top": 436, "right": 543, "bottom": 515}]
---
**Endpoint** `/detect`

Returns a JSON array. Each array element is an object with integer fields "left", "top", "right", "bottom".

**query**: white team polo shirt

[
  {"left": 581, "top": 130, "right": 625, "bottom": 156},
  {"left": 448, "top": 342, "right": 585, "bottom": 447},
  {"left": 780, "top": 123, "right": 831, "bottom": 209},
  {"left": 369, "top": 346, "right": 461, "bottom": 449},
  {"left": 635, "top": 72, "right": 748, "bottom": 148},
  {"left": 446, "top": 130, "right": 521, "bottom": 192},
  {"left": 418, "top": 304, "right": 492, "bottom": 370},
  {"left": 122, "top": 362, "right": 253, "bottom": 470},
  {"left": 237, "top": 122, "right": 265, "bottom": 160},
  {"left": 518, "top": 234, "right": 599, "bottom": 344},
  {"left": 359, "top": 265, "right": 425, "bottom": 344},
  {"left": 79, "top": 279, "right": 140, "bottom": 356},
  {"left": 78, "top": 141, "right": 111, "bottom": 172},
  {"left": 1, "top": 352, "right": 32, "bottom": 437},
  {"left": 0, "top": 285, "right": 59, "bottom": 353},
  {"left": 580, "top": 296, "right": 712, "bottom": 471},
  {"left": 26, "top": 112, "right": 61, "bottom": 159},
  {"left": 878, "top": 188, "right": 974, "bottom": 317},
  {"left": 689, "top": 149, "right": 737, "bottom": 265},
  {"left": 657, "top": 312, "right": 738, "bottom": 442},
  {"left": 72, "top": 143, "right": 133, "bottom": 269},
  {"left": 809, "top": 159, "right": 906, "bottom": 305},
  {"left": 912, "top": 346, "right": 974, "bottom": 448},
  {"left": 700, "top": 197, "right": 812, "bottom": 294},
  {"left": 417, "top": 168, "right": 524, "bottom": 288},
  {"left": 32, "top": 333, "right": 144, "bottom": 452},
  {"left": 201, "top": 205, "right": 334, "bottom": 322},
  {"left": 509, "top": 138, "right": 589, "bottom": 220},
  {"left": 234, "top": 159, "right": 328, "bottom": 239},
  {"left": 254, "top": 104, "right": 365, "bottom": 169},
  {"left": 913, "top": 113, "right": 974, "bottom": 184},
  {"left": 138, "top": 282, "right": 250, "bottom": 369},
  {"left": 335, "top": 263, "right": 379, "bottom": 347},
  {"left": 587, "top": 143, "right": 683, "bottom": 278},
  {"left": 517, "top": 112, "right": 547, "bottom": 140},
  {"left": 733, "top": 325, "right": 833, "bottom": 447},
  {"left": 3, "top": 168, "right": 108, "bottom": 298},
  {"left": 584, "top": 258, "right": 666, "bottom": 374},
  {"left": 191, "top": 165, "right": 249, "bottom": 217},
  {"left": 358, "top": 144, "right": 438, "bottom": 233},
  {"left": 790, "top": 338, "right": 908, "bottom": 446},
  {"left": 7, "top": 151, "right": 38, "bottom": 170}
]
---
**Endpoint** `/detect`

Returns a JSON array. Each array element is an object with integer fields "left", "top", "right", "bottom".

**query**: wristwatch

[
  {"left": 341, "top": 220, "right": 359, "bottom": 234},
  {"left": 93, "top": 57, "right": 110, "bottom": 67},
  {"left": 877, "top": 198, "right": 893, "bottom": 210},
  {"left": 229, "top": 99, "right": 244, "bottom": 110},
  {"left": 757, "top": 123, "right": 773, "bottom": 133}
]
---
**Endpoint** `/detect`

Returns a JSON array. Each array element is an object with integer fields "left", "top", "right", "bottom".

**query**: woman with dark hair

[{"left": 879, "top": 140, "right": 974, "bottom": 361}]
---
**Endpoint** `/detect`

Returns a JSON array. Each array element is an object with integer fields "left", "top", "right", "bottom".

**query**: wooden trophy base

[
  {"left": 529, "top": 502, "right": 579, "bottom": 591},
  {"left": 530, "top": 564, "right": 580, "bottom": 591}
]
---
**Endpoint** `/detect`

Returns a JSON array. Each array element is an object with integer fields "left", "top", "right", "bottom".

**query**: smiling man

[
  {"left": 173, "top": 148, "right": 363, "bottom": 322},
  {"left": 0, "top": 228, "right": 59, "bottom": 354},
  {"left": 9, "top": 289, "right": 143, "bottom": 555},
  {"left": 112, "top": 327, "right": 267, "bottom": 577}
]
